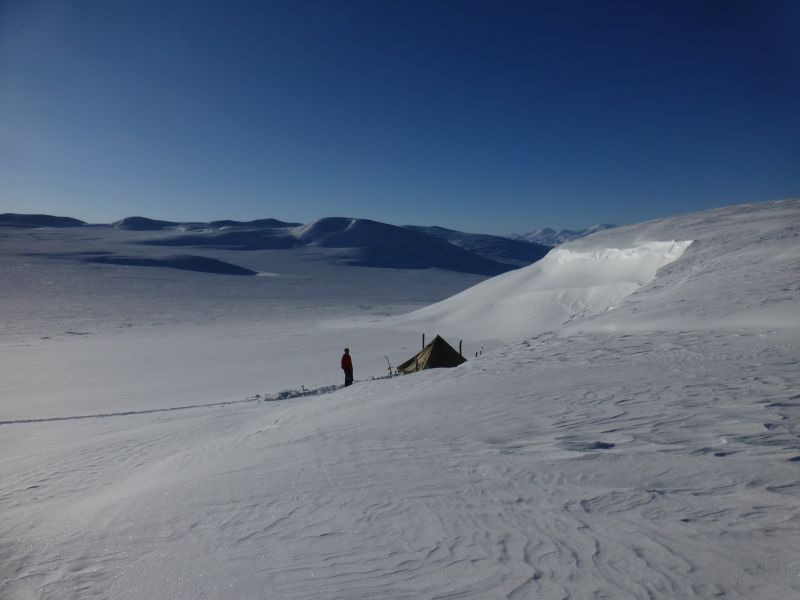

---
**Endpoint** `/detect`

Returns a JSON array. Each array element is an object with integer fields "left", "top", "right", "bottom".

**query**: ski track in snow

[{"left": 0, "top": 385, "right": 340, "bottom": 426}]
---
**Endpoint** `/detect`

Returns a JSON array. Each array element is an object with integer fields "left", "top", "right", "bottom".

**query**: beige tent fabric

[{"left": 397, "top": 335, "right": 466, "bottom": 374}]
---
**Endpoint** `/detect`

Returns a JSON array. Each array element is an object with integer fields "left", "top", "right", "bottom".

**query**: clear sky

[{"left": 1, "top": 1, "right": 798, "bottom": 234}]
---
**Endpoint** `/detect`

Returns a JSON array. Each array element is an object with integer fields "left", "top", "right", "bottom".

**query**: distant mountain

[
  {"left": 0, "top": 212, "right": 553, "bottom": 276},
  {"left": 512, "top": 224, "right": 616, "bottom": 246},
  {"left": 138, "top": 221, "right": 299, "bottom": 250},
  {"left": 147, "top": 217, "right": 514, "bottom": 276},
  {"left": 112, "top": 216, "right": 183, "bottom": 231},
  {"left": 207, "top": 218, "right": 301, "bottom": 229},
  {"left": 405, "top": 225, "right": 551, "bottom": 266},
  {"left": 0, "top": 213, "right": 86, "bottom": 228},
  {"left": 112, "top": 216, "right": 301, "bottom": 231},
  {"left": 298, "top": 218, "right": 511, "bottom": 275}
]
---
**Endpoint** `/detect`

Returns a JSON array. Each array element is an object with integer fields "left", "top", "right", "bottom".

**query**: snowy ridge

[
  {"left": 387, "top": 240, "right": 692, "bottom": 341},
  {"left": 387, "top": 199, "right": 800, "bottom": 341},
  {"left": 1, "top": 212, "right": 548, "bottom": 276}
]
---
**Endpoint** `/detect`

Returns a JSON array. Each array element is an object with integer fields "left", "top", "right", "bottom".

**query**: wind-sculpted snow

[
  {"left": 1, "top": 326, "right": 798, "bottom": 599},
  {"left": 389, "top": 240, "right": 692, "bottom": 341},
  {"left": 389, "top": 199, "right": 800, "bottom": 341},
  {"left": 565, "top": 199, "right": 800, "bottom": 332}
]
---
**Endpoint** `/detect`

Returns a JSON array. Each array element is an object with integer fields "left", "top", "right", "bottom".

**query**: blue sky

[{"left": 1, "top": 1, "right": 798, "bottom": 234}]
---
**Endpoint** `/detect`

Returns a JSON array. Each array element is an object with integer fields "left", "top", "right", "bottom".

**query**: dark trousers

[{"left": 343, "top": 368, "right": 354, "bottom": 387}]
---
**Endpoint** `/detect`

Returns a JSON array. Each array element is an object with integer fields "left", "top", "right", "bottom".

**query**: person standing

[{"left": 341, "top": 348, "right": 354, "bottom": 387}]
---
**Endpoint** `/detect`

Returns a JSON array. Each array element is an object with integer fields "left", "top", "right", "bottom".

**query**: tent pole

[
  {"left": 459, "top": 340, "right": 462, "bottom": 356},
  {"left": 422, "top": 333, "right": 425, "bottom": 349}
]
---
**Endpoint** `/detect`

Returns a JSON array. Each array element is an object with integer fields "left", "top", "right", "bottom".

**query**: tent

[{"left": 397, "top": 335, "right": 467, "bottom": 374}]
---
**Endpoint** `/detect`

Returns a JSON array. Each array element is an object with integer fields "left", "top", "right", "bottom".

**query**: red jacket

[{"left": 341, "top": 354, "right": 353, "bottom": 370}]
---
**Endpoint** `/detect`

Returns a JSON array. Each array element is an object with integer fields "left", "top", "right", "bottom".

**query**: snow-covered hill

[
  {"left": 0, "top": 213, "right": 86, "bottom": 228},
  {"left": 1, "top": 199, "right": 798, "bottom": 599},
  {"left": 144, "top": 217, "right": 524, "bottom": 275},
  {"left": 294, "top": 217, "right": 510, "bottom": 273},
  {"left": 112, "top": 216, "right": 302, "bottom": 231},
  {"left": 392, "top": 200, "right": 799, "bottom": 341},
  {"left": 1, "top": 214, "right": 549, "bottom": 276},
  {"left": 388, "top": 240, "right": 691, "bottom": 341}
]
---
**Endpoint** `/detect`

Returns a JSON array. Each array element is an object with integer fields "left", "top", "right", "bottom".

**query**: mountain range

[
  {"left": 0, "top": 213, "right": 551, "bottom": 276},
  {"left": 511, "top": 223, "right": 617, "bottom": 246}
]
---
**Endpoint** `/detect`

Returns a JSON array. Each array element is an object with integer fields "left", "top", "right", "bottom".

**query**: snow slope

[
  {"left": 388, "top": 240, "right": 691, "bottom": 341},
  {"left": 389, "top": 199, "right": 799, "bottom": 341},
  {"left": 1, "top": 199, "right": 799, "bottom": 599}
]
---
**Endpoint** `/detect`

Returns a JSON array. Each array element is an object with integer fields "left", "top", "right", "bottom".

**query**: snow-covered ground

[{"left": 1, "top": 199, "right": 799, "bottom": 599}]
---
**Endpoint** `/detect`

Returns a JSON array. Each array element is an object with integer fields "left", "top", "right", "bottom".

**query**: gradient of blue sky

[{"left": 1, "top": 0, "right": 798, "bottom": 233}]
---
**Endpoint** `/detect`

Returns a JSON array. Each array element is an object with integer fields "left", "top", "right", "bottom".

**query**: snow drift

[
  {"left": 390, "top": 240, "right": 691, "bottom": 341},
  {"left": 390, "top": 199, "right": 800, "bottom": 341}
]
